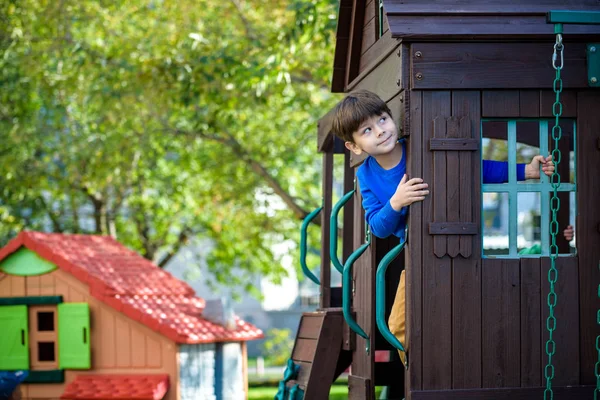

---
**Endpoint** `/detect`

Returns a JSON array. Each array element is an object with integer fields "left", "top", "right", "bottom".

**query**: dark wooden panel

[
  {"left": 318, "top": 107, "right": 335, "bottom": 153},
  {"left": 320, "top": 151, "right": 334, "bottom": 308},
  {"left": 455, "top": 92, "right": 480, "bottom": 258},
  {"left": 388, "top": 16, "right": 600, "bottom": 41},
  {"left": 406, "top": 90, "right": 423, "bottom": 393},
  {"left": 292, "top": 338, "right": 317, "bottom": 362},
  {"left": 452, "top": 258, "right": 481, "bottom": 389},
  {"left": 351, "top": 186, "right": 374, "bottom": 383},
  {"left": 432, "top": 116, "right": 447, "bottom": 257},
  {"left": 421, "top": 91, "right": 452, "bottom": 390},
  {"left": 482, "top": 259, "right": 520, "bottom": 388},
  {"left": 451, "top": 90, "right": 481, "bottom": 389},
  {"left": 429, "top": 138, "right": 478, "bottom": 151},
  {"left": 345, "top": 0, "right": 367, "bottom": 86},
  {"left": 519, "top": 258, "right": 541, "bottom": 388},
  {"left": 411, "top": 385, "right": 595, "bottom": 400},
  {"left": 364, "top": 0, "right": 375, "bottom": 24},
  {"left": 348, "top": 43, "right": 402, "bottom": 102},
  {"left": 446, "top": 117, "right": 460, "bottom": 257},
  {"left": 297, "top": 315, "right": 324, "bottom": 340},
  {"left": 295, "top": 360, "right": 312, "bottom": 387},
  {"left": 540, "top": 90, "right": 577, "bottom": 118},
  {"left": 385, "top": 0, "right": 600, "bottom": 14},
  {"left": 411, "top": 43, "right": 588, "bottom": 90},
  {"left": 359, "top": 29, "right": 399, "bottom": 74},
  {"left": 541, "top": 257, "right": 580, "bottom": 386},
  {"left": 519, "top": 91, "right": 540, "bottom": 118},
  {"left": 577, "top": 91, "right": 600, "bottom": 385},
  {"left": 482, "top": 91, "right": 520, "bottom": 118},
  {"left": 331, "top": 0, "right": 355, "bottom": 92},
  {"left": 348, "top": 375, "right": 374, "bottom": 400},
  {"left": 387, "top": 91, "right": 405, "bottom": 136},
  {"left": 304, "top": 311, "right": 344, "bottom": 399},
  {"left": 361, "top": 16, "right": 376, "bottom": 59},
  {"left": 429, "top": 223, "right": 477, "bottom": 235}
]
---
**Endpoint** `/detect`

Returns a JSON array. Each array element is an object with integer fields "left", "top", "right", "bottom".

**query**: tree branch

[{"left": 157, "top": 227, "right": 192, "bottom": 268}]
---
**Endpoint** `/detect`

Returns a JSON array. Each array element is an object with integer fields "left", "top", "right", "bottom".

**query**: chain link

[{"left": 544, "top": 31, "right": 563, "bottom": 400}]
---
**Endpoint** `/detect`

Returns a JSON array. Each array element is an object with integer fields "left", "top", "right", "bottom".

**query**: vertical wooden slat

[
  {"left": 406, "top": 89, "right": 423, "bottom": 395},
  {"left": 321, "top": 150, "right": 334, "bottom": 309},
  {"left": 451, "top": 90, "right": 482, "bottom": 389},
  {"left": 541, "top": 90, "right": 577, "bottom": 118},
  {"left": 520, "top": 258, "right": 542, "bottom": 387},
  {"left": 458, "top": 116, "right": 473, "bottom": 258},
  {"left": 541, "top": 257, "right": 580, "bottom": 386},
  {"left": 433, "top": 116, "right": 447, "bottom": 258},
  {"left": 482, "top": 91, "right": 519, "bottom": 118},
  {"left": 577, "top": 90, "right": 600, "bottom": 384},
  {"left": 422, "top": 91, "right": 452, "bottom": 390},
  {"left": 446, "top": 117, "right": 460, "bottom": 258},
  {"left": 350, "top": 181, "right": 374, "bottom": 399},
  {"left": 345, "top": 0, "right": 367, "bottom": 86},
  {"left": 519, "top": 90, "right": 540, "bottom": 118},
  {"left": 482, "top": 258, "right": 520, "bottom": 388}
]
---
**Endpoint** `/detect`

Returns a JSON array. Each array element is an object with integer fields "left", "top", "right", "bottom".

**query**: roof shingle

[{"left": 60, "top": 374, "right": 169, "bottom": 400}]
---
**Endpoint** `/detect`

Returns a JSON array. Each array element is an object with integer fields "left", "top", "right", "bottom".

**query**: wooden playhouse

[
  {"left": 285, "top": 1, "right": 600, "bottom": 399},
  {"left": 0, "top": 231, "right": 262, "bottom": 400}
]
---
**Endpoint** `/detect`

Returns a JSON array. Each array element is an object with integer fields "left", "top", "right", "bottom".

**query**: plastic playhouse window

[{"left": 481, "top": 119, "right": 576, "bottom": 258}]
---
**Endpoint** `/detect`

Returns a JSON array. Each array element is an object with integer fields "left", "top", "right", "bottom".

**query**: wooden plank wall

[
  {"left": 577, "top": 91, "right": 600, "bottom": 384},
  {"left": 407, "top": 88, "right": 592, "bottom": 397}
]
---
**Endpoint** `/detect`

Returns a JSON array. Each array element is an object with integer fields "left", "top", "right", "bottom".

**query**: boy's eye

[
  {"left": 379, "top": 116, "right": 387, "bottom": 123},
  {"left": 363, "top": 127, "right": 371, "bottom": 135}
]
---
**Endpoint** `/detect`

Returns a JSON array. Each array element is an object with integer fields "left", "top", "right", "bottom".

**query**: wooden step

[{"left": 289, "top": 309, "right": 350, "bottom": 399}]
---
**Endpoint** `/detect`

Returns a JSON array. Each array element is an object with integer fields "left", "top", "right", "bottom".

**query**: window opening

[
  {"left": 482, "top": 119, "right": 576, "bottom": 258},
  {"left": 37, "top": 311, "right": 55, "bottom": 332}
]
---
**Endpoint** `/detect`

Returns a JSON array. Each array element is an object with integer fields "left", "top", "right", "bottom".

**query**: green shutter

[
  {"left": 0, "top": 305, "right": 30, "bottom": 370},
  {"left": 58, "top": 303, "right": 90, "bottom": 369}
]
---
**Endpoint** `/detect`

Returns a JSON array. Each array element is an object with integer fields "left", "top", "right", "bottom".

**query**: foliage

[
  {"left": 261, "top": 328, "right": 294, "bottom": 366},
  {"left": 0, "top": 0, "right": 341, "bottom": 290}
]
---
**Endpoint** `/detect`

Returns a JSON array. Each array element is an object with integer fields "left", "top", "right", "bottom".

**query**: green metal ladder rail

[
  {"left": 330, "top": 185, "right": 356, "bottom": 273},
  {"left": 342, "top": 226, "right": 372, "bottom": 354},
  {"left": 376, "top": 228, "right": 409, "bottom": 369},
  {"left": 300, "top": 206, "right": 323, "bottom": 285}
]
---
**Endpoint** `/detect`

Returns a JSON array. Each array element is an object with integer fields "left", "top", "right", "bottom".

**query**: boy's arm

[
  {"left": 482, "top": 160, "right": 526, "bottom": 184},
  {"left": 360, "top": 183, "right": 406, "bottom": 239}
]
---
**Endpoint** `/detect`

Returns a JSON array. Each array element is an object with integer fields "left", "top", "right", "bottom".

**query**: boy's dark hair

[{"left": 332, "top": 90, "right": 392, "bottom": 143}]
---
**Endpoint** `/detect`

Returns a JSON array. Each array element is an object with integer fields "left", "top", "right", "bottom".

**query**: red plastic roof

[
  {"left": 60, "top": 374, "right": 169, "bottom": 400},
  {"left": 0, "top": 231, "right": 263, "bottom": 343}
]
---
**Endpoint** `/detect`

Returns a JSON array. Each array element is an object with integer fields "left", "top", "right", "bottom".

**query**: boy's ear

[{"left": 345, "top": 141, "right": 363, "bottom": 155}]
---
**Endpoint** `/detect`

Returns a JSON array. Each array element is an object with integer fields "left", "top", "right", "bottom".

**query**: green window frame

[
  {"left": 481, "top": 119, "right": 577, "bottom": 258},
  {"left": 0, "top": 299, "right": 91, "bottom": 378}
]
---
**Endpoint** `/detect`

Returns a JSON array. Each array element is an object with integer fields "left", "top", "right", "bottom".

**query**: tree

[{"left": 0, "top": 0, "right": 340, "bottom": 291}]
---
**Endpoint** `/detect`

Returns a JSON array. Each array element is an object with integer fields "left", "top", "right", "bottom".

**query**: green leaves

[{"left": 0, "top": 0, "right": 340, "bottom": 290}]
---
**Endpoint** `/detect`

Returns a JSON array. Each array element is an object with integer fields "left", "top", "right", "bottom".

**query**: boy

[{"left": 332, "top": 90, "right": 554, "bottom": 362}]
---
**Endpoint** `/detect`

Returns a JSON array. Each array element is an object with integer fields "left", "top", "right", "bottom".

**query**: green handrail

[
  {"left": 376, "top": 229, "right": 408, "bottom": 368},
  {"left": 342, "top": 226, "right": 371, "bottom": 354},
  {"left": 330, "top": 188, "right": 356, "bottom": 273},
  {"left": 300, "top": 206, "right": 323, "bottom": 285}
]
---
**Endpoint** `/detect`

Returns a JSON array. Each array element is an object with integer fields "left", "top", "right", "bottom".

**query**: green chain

[
  {"left": 544, "top": 25, "right": 563, "bottom": 400},
  {"left": 596, "top": 261, "right": 600, "bottom": 400}
]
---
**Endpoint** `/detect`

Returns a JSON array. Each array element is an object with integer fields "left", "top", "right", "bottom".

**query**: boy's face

[{"left": 344, "top": 112, "right": 398, "bottom": 157}]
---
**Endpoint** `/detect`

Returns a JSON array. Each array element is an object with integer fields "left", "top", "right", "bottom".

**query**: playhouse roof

[
  {"left": 0, "top": 231, "right": 263, "bottom": 344},
  {"left": 60, "top": 374, "right": 169, "bottom": 400},
  {"left": 331, "top": 1, "right": 600, "bottom": 92}
]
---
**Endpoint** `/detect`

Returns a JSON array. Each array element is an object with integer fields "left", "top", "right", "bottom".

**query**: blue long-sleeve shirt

[{"left": 357, "top": 143, "right": 526, "bottom": 239}]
